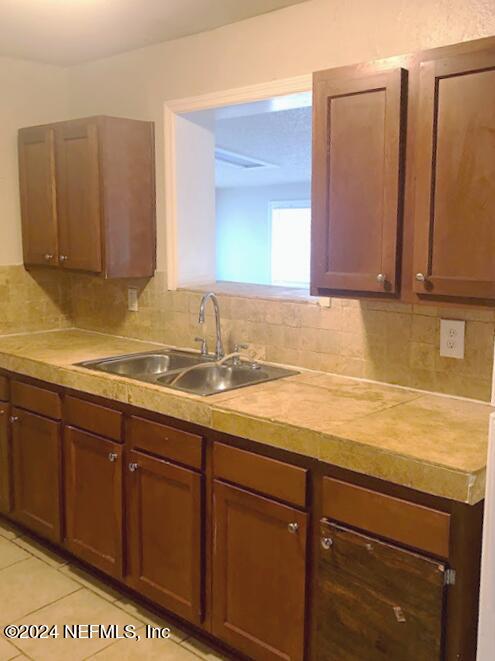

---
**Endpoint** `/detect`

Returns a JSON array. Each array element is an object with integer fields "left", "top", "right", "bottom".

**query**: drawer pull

[
  {"left": 129, "top": 462, "right": 139, "bottom": 472},
  {"left": 108, "top": 452, "right": 118, "bottom": 462},
  {"left": 288, "top": 522, "right": 299, "bottom": 534},
  {"left": 393, "top": 606, "right": 406, "bottom": 623},
  {"left": 9, "top": 416, "right": 19, "bottom": 423},
  {"left": 321, "top": 536, "right": 333, "bottom": 550}
]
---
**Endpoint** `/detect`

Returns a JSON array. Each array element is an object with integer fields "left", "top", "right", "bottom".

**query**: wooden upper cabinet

[
  {"left": 19, "top": 116, "right": 156, "bottom": 278},
  {"left": 312, "top": 67, "right": 407, "bottom": 296},
  {"left": 18, "top": 127, "right": 58, "bottom": 267},
  {"left": 413, "top": 46, "right": 495, "bottom": 300}
]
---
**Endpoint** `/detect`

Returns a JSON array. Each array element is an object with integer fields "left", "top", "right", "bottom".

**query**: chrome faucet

[{"left": 198, "top": 292, "right": 225, "bottom": 360}]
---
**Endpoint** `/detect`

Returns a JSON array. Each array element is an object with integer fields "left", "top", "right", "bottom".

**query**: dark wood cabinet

[
  {"left": 0, "top": 403, "right": 12, "bottom": 514},
  {"left": 212, "top": 480, "right": 307, "bottom": 661},
  {"left": 413, "top": 45, "right": 495, "bottom": 300},
  {"left": 312, "top": 67, "right": 407, "bottom": 296},
  {"left": 64, "top": 426, "right": 123, "bottom": 578},
  {"left": 126, "top": 450, "right": 203, "bottom": 624},
  {"left": 315, "top": 520, "right": 446, "bottom": 661},
  {"left": 11, "top": 408, "right": 62, "bottom": 543},
  {"left": 18, "top": 115, "right": 156, "bottom": 278}
]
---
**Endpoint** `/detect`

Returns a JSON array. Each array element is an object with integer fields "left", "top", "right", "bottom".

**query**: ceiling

[{"left": 0, "top": 0, "right": 307, "bottom": 66}]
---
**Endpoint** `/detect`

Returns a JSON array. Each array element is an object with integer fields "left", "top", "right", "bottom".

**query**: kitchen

[{"left": 0, "top": 1, "right": 495, "bottom": 660}]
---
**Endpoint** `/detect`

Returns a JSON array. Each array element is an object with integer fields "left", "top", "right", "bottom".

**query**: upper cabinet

[
  {"left": 413, "top": 45, "right": 495, "bottom": 300},
  {"left": 312, "top": 68, "right": 407, "bottom": 297},
  {"left": 18, "top": 116, "right": 156, "bottom": 279}
]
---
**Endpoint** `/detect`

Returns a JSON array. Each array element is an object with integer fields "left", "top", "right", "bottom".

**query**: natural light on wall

[{"left": 270, "top": 202, "right": 311, "bottom": 287}]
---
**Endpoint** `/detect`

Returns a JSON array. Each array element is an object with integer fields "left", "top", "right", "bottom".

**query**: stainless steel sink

[{"left": 77, "top": 349, "right": 296, "bottom": 396}]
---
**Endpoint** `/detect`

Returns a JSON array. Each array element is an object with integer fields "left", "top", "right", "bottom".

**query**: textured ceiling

[
  {"left": 0, "top": 0, "right": 307, "bottom": 66},
  {"left": 215, "top": 106, "right": 312, "bottom": 188}
]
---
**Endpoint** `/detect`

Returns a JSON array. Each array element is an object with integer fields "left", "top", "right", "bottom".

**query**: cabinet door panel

[
  {"left": 316, "top": 520, "right": 446, "bottom": 661},
  {"left": 0, "top": 403, "right": 12, "bottom": 514},
  {"left": 126, "top": 450, "right": 202, "bottom": 624},
  {"left": 12, "top": 408, "right": 61, "bottom": 542},
  {"left": 65, "top": 427, "right": 123, "bottom": 578},
  {"left": 18, "top": 127, "right": 58, "bottom": 266},
  {"left": 312, "top": 68, "right": 406, "bottom": 295},
  {"left": 55, "top": 121, "right": 102, "bottom": 273},
  {"left": 413, "top": 47, "right": 495, "bottom": 299},
  {"left": 212, "top": 480, "right": 307, "bottom": 661}
]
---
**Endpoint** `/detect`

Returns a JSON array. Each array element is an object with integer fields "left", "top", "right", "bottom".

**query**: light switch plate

[
  {"left": 440, "top": 319, "right": 465, "bottom": 359},
  {"left": 128, "top": 287, "right": 139, "bottom": 312}
]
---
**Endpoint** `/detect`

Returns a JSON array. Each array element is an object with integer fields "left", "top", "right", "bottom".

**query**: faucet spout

[{"left": 198, "top": 292, "right": 225, "bottom": 360}]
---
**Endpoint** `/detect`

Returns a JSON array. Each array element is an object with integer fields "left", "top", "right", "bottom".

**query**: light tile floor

[{"left": 0, "top": 517, "right": 233, "bottom": 661}]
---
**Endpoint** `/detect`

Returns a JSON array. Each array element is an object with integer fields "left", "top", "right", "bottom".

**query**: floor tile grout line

[{"left": 3, "top": 586, "right": 84, "bottom": 628}]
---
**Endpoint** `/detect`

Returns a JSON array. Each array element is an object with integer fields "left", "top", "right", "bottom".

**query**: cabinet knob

[
  {"left": 59, "top": 255, "right": 68, "bottom": 263},
  {"left": 376, "top": 273, "right": 387, "bottom": 285},
  {"left": 108, "top": 452, "right": 118, "bottom": 462},
  {"left": 44, "top": 253, "right": 53, "bottom": 261},
  {"left": 129, "top": 462, "right": 139, "bottom": 472},
  {"left": 321, "top": 536, "right": 333, "bottom": 550},
  {"left": 287, "top": 522, "right": 299, "bottom": 534},
  {"left": 9, "top": 415, "right": 19, "bottom": 423},
  {"left": 415, "top": 272, "right": 427, "bottom": 282}
]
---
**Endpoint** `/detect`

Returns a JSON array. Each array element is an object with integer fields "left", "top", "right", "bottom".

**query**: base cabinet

[
  {"left": 212, "top": 480, "right": 307, "bottom": 661},
  {"left": 315, "top": 520, "right": 447, "bottom": 661},
  {"left": 126, "top": 450, "right": 203, "bottom": 625},
  {"left": 11, "top": 408, "right": 62, "bottom": 543},
  {"left": 64, "top": 427, "right": 123, "bottom": 578},
  {"left": 0, "top": 402, "right": 11, "bottom": 514}
]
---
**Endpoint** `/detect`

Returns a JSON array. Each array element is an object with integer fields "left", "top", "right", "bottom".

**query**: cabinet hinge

[{"left": 444, "top": 569, "right": 456, "bottom": 586}]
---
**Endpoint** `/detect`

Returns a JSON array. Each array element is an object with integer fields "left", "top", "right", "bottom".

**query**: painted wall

[
  {"left": 216, "top": 182, "right": 310, "bottom": 284},
  {"left": 0, "top": 57, "right": 68, "bottom": 265}
]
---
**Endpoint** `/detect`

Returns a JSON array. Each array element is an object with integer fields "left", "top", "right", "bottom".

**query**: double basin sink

[{"left": 78, "top": 349, "right": 296, "bottom": 396}]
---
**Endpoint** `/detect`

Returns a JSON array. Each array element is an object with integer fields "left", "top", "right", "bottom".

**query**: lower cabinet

[
  {"left": 11, "top": 407, "right": 62, "bottom": 543},
  {"left": 212, "top": 480, "right": 308, "bottom": 661},
  {"left": 316, "top": 520, "right": 447, "bottom": 661},
  {"left": 64, "top": 426, "right": 123, "bottom": 578},
  {"left": 0, "top": 402, "right": 11, "bottom": 514},
  {"left": 126, "top": 449, "right": 203, "bottom": 624}
]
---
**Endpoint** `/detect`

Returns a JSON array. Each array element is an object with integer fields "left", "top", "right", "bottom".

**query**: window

[{"left": 270, "top": 202, "right": 311, "bottom": 287}]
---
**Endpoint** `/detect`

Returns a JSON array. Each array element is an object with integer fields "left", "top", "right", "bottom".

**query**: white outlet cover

[
  {"left": 440, "top": 319, "right": 465, "bottom": 359},
  {"left": 128, "top": 287, "right": 139, "bottom": 312}
]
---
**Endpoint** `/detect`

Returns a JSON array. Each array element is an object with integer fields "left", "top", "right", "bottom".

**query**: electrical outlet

[
  {"left": 128, "top": 287, "right": 139, "bottom": 312},
  {"left": 440, "top": 319, "right": 465, "bottom": 359}
]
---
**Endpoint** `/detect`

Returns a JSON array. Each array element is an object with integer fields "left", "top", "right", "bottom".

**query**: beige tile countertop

[{"left": 0, "top": 329, "right": 492, "bottom": 505}]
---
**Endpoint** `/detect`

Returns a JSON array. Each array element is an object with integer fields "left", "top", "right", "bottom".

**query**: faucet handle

[
  {"left": 234, "top": 343, "right": 249, "bottom": 353},
  {"left": 194, "top": 336, "right": 209, "bottom": 356}
]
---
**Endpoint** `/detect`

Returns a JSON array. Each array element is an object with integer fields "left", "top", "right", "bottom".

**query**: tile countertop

[{"left": 0, "top": 329, "right": 492, "bottom": 505}]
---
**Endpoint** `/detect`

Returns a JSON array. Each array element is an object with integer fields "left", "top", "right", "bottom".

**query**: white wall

[
  {"left": 65, "top": 0, "right": 495, "bottom": 273},
  {"left": 0, "top": 57, "right": 68, "bottom": 264},
  {"left": 216, "top": 182, "right": 310, "bottom": 285}
]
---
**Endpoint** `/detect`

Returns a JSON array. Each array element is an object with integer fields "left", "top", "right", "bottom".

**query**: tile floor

[{"left": 0, "top": 518, "right": 232, "bottom": 661}]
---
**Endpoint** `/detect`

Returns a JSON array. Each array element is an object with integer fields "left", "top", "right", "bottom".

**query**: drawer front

[
  {"left": 322, "top": 477, "right": 450, "bottom": 559},
  {"left": 127, "top": 416, "right": 203, "bottom": 470},
  {"left": 12, "top": 380, "right": 61, "bottom": 420},
  {"left": 214, "top": 442, "right": 307, "bottom": 508},
  {"left": 0, "top": 376, "right": 9, "bottom": 402},
  {"left": 65, "top": 396, "right": 123, "bottom": 442}
]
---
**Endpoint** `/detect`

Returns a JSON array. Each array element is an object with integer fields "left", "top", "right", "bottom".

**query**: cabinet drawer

[
  {"left": 322, "top": 477, "right": 450, "bottom": 559},
  {"left": 214, "top": 443, "right": 307, "bottom": 508},
  {"left": 127, "top": 416, "right": 203, "bottom": 470},
  {"left": 0, "top": 376, "right": 9, "bottom": 402},
  {"left": 12, "top": 381, "right": 61, "bottom": 420},
  {"left": 65, "top": 396, "right": 122, "bottom": 442}
]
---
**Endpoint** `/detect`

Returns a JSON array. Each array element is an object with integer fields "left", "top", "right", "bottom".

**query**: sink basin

[{"left": 78, "top": 350, "right": 211, "bottom": 379}]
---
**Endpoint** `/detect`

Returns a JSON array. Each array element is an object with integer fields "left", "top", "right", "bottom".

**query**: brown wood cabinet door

[
  {"left": 312, "top": 67, "right": 407, "bottom": 296},
  {"left": 55, "top": 120, "right": 102, "bottom": 273},
  {"left": 212, "top": 480, "right": 307, "bottom": 661},
  {"left": 413, "top": 46, "right": 495, "bottom": 299},
  {"left": 64, "top": 427, "right": 123, "bottom": 578},
  {"left": 11, "top": 408, "right": 61, "bottom": 543},
  {"left": 126, "top": 450, "right": 203, "bottom": 625},
  {"left": 0, "top": 403, "right": 12, "bottom": 514},
  {"left": 18, "top": 126, "right": 58, "bottom": 267},
  {"left": 316, "top": 520, "right": 446, "bottom": 661}
]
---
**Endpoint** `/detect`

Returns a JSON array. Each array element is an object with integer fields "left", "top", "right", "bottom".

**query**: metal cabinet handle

[
  {"left": 321, "top": 536, "right": 333, "bottom": 550},
  {"left": 376, "top": 273, "right": 387, "bottom": 285},
  {"left": 9, "top": 416, "right": 19, "bottom": 423},
  {"left": 108, "top": 452, "right": 118, "bottom": 462},
  {"left": 288, "top": 522, "right": 299, "bottom": 534},
  {"left": 44, "top": 253, "right": 53, "bottom": 261},
  {"left": 415, "top": 272, "right": 426, "bottom": 282},
  {"left": 59, "top": 255, "right": 68, "bottom": 263},
  {"left": 129, "top": 463, "right": 139, "bottom": 472}
]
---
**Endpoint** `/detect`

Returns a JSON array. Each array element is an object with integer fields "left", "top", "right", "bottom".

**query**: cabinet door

[
  {"left": 12, "top": 408, "right": 61, "bottom": 543},
  {"left": 413, "top": 47, "right": 495, "bottom": 299},
  {"left": 212, "top": 480, "right": 307, "bottom": 661},
  {"left": 55, "top": 120, "right": 102, "bottom": 273},
  {"left": 0, "top": 403, "right": 12, "bottom": 514},
  {"left": 18, "top": 126, "right": 58, "bottom": 267},
  {"left": 316, "top": 520, "right": 446, "bottom": 661},
  {"left": 65, "top": 427, "right": 123, "bottom": 578},
  {"left": 312, "top": 67, "right": 406, "bottom": 295},
  {"left": 126, "top": 450, "right": 203, "bottom": 624}
]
